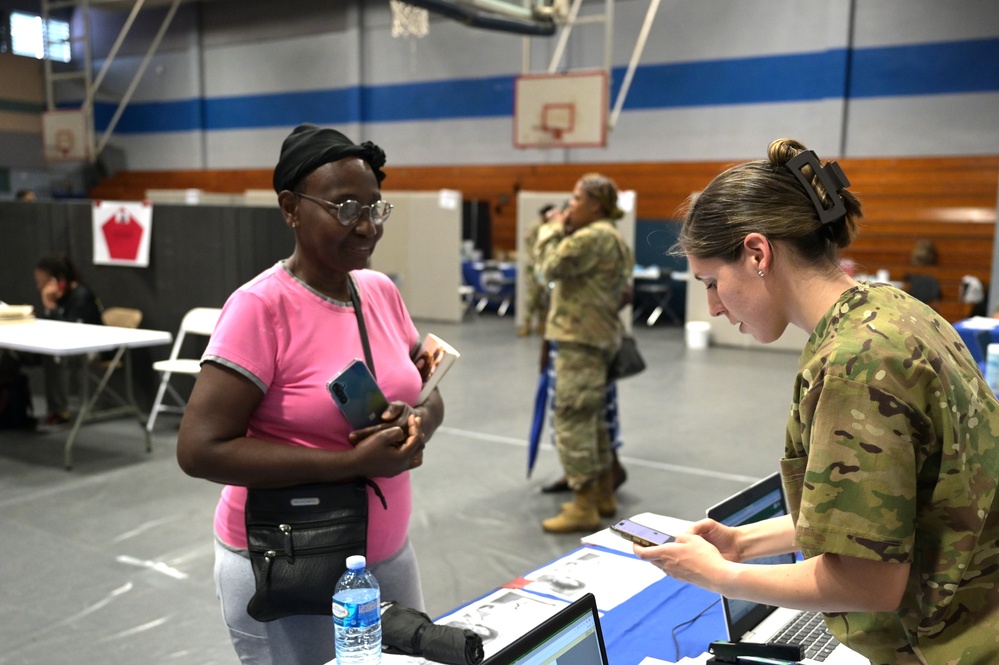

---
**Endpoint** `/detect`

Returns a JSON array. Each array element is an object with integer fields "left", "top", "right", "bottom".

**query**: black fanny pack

[{"left": 244, "top": 478, "right": 386, "bottom": 622}]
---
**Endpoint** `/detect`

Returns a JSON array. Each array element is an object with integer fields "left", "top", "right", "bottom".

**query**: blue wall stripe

[
  {"left": 94, "top": 98, "right": 202, "bottom": 133},
  {"left": 616, "top": 50, "right": 849, "bottom": 109},
  {"left": 0, "top": 99, "right": 46, "bottom": 114},
  {"left": 93, "top": 37, "right": 999, "bottom": 135},
  {"left": 362, "top": 75, "right": 514, "bottom": 122},
  {"left": 205, "top": 88, "right": 362, "bottom": 129},
  {"left": 851, "top": 37, "right": 999, "bottom": 97}
]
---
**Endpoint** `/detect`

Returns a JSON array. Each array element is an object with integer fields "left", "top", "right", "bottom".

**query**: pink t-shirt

[{"left": 206, "top": 263, "right": 421, "bottom": 563}]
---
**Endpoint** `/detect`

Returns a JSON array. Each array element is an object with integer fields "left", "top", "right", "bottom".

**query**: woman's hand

[
  {"left": 39, "top": 276, "right": 63, "bottom": 310},
  {"left": 352, "top": 412, "right": 424, "bottom": 478},
  {"left": 633, "top": 533, "right": 734, "bottom": 593},
  {"left": 688, "top": 518, "right": 743, "bottom": 562},
  {"left": 348, "top": 402, "right": 426, "bottom": 478},
  {"left": 348, "top": 401, "right": 417, "bottom": 446}
]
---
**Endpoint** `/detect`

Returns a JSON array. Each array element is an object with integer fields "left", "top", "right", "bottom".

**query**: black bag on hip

[
  {"left": 608, "top": 335, "right": 646, "bottom": 381},
  {"left": 244, "top": 479, "right": 384, "bottom": 622}
]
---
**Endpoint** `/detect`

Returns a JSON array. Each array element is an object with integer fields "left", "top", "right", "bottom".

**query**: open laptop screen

[
  {"left": 705, "top": 472, "right": 795, "bottom": 640},
  {"left": 483, "top": 593, "right": 607, "bottom": 665}
]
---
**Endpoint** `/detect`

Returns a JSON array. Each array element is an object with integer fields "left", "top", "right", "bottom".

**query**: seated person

[
  {"left": 905, "top": 238, "right": 941, "bottom": 306},
  {"left": 33, "top": 254, "right": 104, "bottom": 425}
]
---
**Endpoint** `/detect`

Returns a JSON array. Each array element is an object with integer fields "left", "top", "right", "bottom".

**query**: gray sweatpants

[{"left": 214, "top": 537, "right": 425, "bottom": 665}]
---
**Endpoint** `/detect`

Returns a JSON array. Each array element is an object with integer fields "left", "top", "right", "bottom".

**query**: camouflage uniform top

[
  {"left": 524, "top": 217, "right": 543, "bottom": 274},
  {"left": 781, "top": 282, "right": 999, "bottom": 664},
  {"left": 535, "top": 219, "right": 633, "bottom": 351}
]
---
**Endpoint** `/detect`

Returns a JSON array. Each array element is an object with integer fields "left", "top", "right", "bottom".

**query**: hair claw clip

[{"left": 786, "top": 150, "right": 851, "bottom": 224}]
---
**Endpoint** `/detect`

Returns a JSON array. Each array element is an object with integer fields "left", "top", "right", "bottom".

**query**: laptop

[
  {"left": 483, "top": 593, "right": 608, "bottom": 665},
  {"left": 706, "top": 473, "right": 867, "bottom": 665}
]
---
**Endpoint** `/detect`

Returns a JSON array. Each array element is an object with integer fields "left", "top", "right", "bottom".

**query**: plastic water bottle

[{"left": 332, "top": 555, "right": 382, "bottom": 665}]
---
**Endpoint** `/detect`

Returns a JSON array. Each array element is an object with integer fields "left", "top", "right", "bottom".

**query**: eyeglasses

[{"left": 294, "top": 192, "right": 393, "bottom": 227}]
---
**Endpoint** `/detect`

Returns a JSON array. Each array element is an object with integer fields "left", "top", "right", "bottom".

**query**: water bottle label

[
  {"left": 331, "top": 601, "right": 351, "bottom": 621},
  {"left": 332, "top": 597, "right": 380, "bottom": 628}
]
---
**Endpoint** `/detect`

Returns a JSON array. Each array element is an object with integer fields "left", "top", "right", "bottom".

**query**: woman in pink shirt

[{"left": 177, "top": 124, "right": 444, "bottom": 665}]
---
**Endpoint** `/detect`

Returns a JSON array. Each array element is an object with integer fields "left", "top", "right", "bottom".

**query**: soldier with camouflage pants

[
  {"left": 634, "top": 138, "right": 999, "bottom": 664},
  {"left": 535, "top": 173, "right": 633, "bottom": 534}
]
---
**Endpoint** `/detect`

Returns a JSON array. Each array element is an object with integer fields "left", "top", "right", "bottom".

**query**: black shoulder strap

[{"left": 347, "top": 274, "right": 376, "bottom": 379}]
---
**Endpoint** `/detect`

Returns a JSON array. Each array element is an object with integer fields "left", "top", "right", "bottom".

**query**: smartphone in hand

[
  {"left": 611, "top": 519, "right": 675, "bottom": 547},
  {"left": 327, "top": 359, "right": 389, "bottom": 430}
]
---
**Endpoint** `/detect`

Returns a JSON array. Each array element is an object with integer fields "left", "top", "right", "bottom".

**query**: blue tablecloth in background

[
  {"left": 462, "top": 260, "right": 516, "bottom": 313},
  {"left": 952, "top": 317, "right": 999, "bottom": 371}
]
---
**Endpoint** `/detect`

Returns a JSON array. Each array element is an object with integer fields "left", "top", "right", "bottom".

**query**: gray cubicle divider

[
  {"left": 515, "top": 191, "right": 636, "bottom": 333},
  {"left": 0, "top": 199, "right": 292, "bottom": 407},
  {"left": 373, "top": 190, "right": 464, "bottom": 323}
]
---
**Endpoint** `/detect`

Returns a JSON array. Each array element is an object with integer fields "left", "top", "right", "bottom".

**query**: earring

[{"left": 757, "top": 269, "right": 765, "bottom": 277}]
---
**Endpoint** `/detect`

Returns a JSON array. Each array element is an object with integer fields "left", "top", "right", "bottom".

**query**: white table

[{"left": 0, "top": 318, "right": 172, "bottom": 469}]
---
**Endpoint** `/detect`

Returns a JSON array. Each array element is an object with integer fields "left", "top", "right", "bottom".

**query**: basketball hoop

[
  {"left": 514, "top": 72, "right": 607, "bottom": 149},
  {"left": 536, "top": 125, "right": 564, "bottom": 143},
  {"left": 538, "top": 102, "right": 574, "bottom": 143},
  {"left": 390, "top": 0, "right": 429, "bottom": 38},
  {"left": 42, "top": 109, "right": 90, "bottom": 162}
]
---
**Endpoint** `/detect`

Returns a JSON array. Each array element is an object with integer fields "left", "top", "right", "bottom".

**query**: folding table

[{"left": 0, "top": 318, "right": 172, "bottom": 469}]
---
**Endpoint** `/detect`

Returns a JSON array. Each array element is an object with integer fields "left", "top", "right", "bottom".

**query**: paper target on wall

[
  {"left": 514, "top": 71, "right": 607, "bottom": 149},
  {"left": 92, "top": 200, "right": 153, "bottom": 267},
  {"left": 42, "top": 110, "right": 90, "bottom": 162}
]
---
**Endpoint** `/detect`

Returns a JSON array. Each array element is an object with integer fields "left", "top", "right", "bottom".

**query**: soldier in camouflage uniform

[
  {"left": 518, "top": 203, "right": 555, "bottom": 337},
  {"left": 633, "top": 138, "right": 999, "bottom": 664},
  {"left": 535, "top": 173, "right": 634, "bottom": 533}
]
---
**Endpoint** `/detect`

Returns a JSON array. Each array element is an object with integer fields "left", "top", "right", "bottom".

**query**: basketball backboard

[
  {"left": 514, "top": 70, "right": 607, "bottom": 148},
  {"left": 42, "top": 109, "right": 90, "bottom": 162}
]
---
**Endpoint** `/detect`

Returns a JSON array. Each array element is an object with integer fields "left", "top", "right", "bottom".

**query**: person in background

[
  {"left": 535, "top": 173, "right": 633, "bottom": 533},
  {"left": 904, "top": 238, "right": 942, "bottom": 306},
  {"left": 15, "top": 189, "right": 37, "bottom": 201},
  {"left": 635, "top": 138, "right": 999, "bottom": 664},
  {"left": 518, "top": 203, "right": 556, "bottom": 337},
  {"left": 910, "top": 238, "right": 937, "bottom": 266},
  {"left": 34, "top": 253, "right": 104, "bottom": 425},
  {"left": 176, "top": 124, "right": 444, "bottom": 665}
]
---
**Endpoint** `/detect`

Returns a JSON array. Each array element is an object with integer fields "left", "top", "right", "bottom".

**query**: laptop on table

[
  {"left": 706, "top": 473, "right": 867, "bottom": 665},
  {"left": 483, "top": 593, "right": 608, "bottom": 665}
]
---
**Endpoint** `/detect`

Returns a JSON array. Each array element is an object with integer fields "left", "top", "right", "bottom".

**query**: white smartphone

[{"left": 326, "top": 359, "right": 389, "bottom": 430}]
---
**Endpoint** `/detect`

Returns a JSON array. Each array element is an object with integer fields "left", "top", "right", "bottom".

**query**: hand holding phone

[
  {"left": 327, "top": 359, "right": 389, "bottom": 430},
  {"left": 611, "top": 519, "right": 675, "bottom": 547}
]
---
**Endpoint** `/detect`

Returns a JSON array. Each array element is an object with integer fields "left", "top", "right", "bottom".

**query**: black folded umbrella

[{"left": 381, "top": 601, "right": 484, "bottom": 665}]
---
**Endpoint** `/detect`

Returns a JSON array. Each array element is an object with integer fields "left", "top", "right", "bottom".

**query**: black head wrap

[{"left": 272, "top": 123, "right": 387, "bottom": 194}]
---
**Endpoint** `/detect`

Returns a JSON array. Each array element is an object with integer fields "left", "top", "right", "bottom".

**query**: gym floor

[{"left": 0, "top": 314, "right": 801, "bottom": 665}]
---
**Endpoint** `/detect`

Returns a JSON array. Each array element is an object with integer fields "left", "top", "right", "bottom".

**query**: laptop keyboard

[{"left": 772, "top": 612, "right": 838, "bottom": 662}]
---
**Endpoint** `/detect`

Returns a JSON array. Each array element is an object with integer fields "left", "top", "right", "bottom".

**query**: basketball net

[{"left": 390, "top": 1, "right": 429, "bottom": 38}]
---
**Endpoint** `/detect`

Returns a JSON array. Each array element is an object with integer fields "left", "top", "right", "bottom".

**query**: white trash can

[{"left": 685, "top": 321, "right": 711, "bottom": 350}]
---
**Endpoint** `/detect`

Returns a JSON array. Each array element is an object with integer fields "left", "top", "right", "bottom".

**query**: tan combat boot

[
  {"left": 596, "top": 470, "right": 617, "bottom": 518},
  {"left": 542, "top": 483, "right": 600, "bottom": 533}
]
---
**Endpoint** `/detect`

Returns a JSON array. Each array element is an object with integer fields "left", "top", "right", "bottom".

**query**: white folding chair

[
  {"left": 81, "top": 307, "right": 145, "bottom": 420},
  {"left": 145, "top": 307, "right": 222, "bottom": 432}
]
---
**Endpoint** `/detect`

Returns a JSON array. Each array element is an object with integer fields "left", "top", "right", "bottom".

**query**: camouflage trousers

[
  {"left": 523, "top": 272, "right": 548, "bottom": 327},
  {"left": 553, "top": 341, "right": 615, "bottom": 490}
]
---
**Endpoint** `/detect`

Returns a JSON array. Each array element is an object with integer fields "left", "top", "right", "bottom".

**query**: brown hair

[
  {"left": 579, "top": 173, "right": 625, "bottom": 221},
  {"left": 911, "top": 239, "right": 937, "bottom": 265},
  {"left": 675, "top": 138, "right": 862, "bottom": 269}
]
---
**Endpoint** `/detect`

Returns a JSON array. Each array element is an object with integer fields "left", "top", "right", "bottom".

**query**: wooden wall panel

[{"left": 89, "top": 156, "right": 998, "bottom": 321}]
